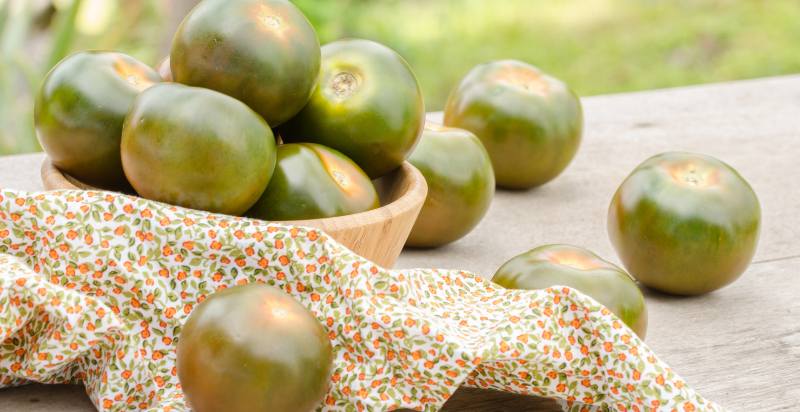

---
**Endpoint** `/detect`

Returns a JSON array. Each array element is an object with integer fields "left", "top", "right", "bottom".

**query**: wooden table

[{"left": 1, "top": 76, "right": 799, "bottom": 411}]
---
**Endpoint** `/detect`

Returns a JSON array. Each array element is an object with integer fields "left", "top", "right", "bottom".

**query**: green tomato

[
  {"left": 406, "top": 123, "right": 494, "bottom": 247},
  {"left": 608, "top": 152, "right": 761, "bottom": 296},
  {"left": 279, "top": 39, "right": 425, "bottom": 178},
  {"left": 34, "top": 51, "right": 161, "bottom": 189},
  {"left": 247, "top": 143, "right": 379, "bottom": 220},
  {"left": 492, "top": 244, "right": 647, "bottom": 338},
  {"left": 178, "top": 284, "right": 333, "bottom": 412},
  {"left": 171, "top": 0, "right": 320, "bottom": 126},
  {"left": 444, "top": 60, "right": 583, "bottom": 189},
  {"left": 121, "top": 83, "right": 276, "bottom": 216}
]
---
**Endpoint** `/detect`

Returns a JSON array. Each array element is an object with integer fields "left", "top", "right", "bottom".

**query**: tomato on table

[
  {"left": 608, "top": 152, "right": 761, "bottom": 295},
  {"left": 444, "top": 60, "right": 583, "bottom": 189},
  {"left": 178, "top": 284, "right": 333, "bottom": 412},
  {"left": 406, "top": 122, "right": 494, "bottom": 248},
  {"left": 493, "top": 244, "right": 648, "bottom": 338}
]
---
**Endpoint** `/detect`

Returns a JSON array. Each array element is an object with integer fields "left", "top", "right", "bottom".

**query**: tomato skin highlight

[
  {"left": 156, "top": 56, "right": 172, "bottom": 82},
  {"left": 406, "top": 123, "right": 495, "bottom": 247},
  {"left": 171, "top": 0, "right": 321, "bottom": 127},
  {"left": 608, "top": 152, "right": 761, "bottom": 296},
  {"left": 177, "top": 284, "right": 333, "bottom": 412},
  {"left": 121, "top": 83, "right": 276, "bottom": 216},
  {"left": 247, "top": 143, "right": 379, "bottom": 221},
  {"left": 493, "top": 244, "right": 647, "bottom": 338},
  {"left": 280, "top": 39, "right": 425, "bottom": 178},
  {"left": 35, "top": 51, "right": 161, "bottom": 189},
  {"left": 444, "top": 60, "right": 583, "bottom": 189}
]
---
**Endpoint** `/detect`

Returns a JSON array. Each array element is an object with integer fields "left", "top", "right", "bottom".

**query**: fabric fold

[{"left": 0, "top": 189, "right": 722, "bottom": 411}]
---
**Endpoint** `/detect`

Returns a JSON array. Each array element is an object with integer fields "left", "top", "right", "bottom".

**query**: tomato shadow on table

[
  {"left": 640, "top": 284, "right": 727, "bottom": 302},
  {"left": 399, "top": 387, "right": 562, "bottom": 412}
]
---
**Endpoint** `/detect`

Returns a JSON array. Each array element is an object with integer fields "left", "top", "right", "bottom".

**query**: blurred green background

[{"left": 1, "top": 0, "right": 799, "bottom": 155}]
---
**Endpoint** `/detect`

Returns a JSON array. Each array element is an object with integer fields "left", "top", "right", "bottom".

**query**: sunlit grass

[
  {"left": 1, "top": 0, "right": 800, "bottom": 155},
  {"left": 0, "top": 0, "right": 166, "bottom": 155},
  {"left": 76, "top": 0, "right": 116, "bottom": 35},
  {"left": 296, "top": 0, "right": 800, "bottom": 110}
]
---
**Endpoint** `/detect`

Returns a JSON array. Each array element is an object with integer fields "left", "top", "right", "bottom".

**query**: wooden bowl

[{"left": 41, "top": 158, "right": 427, "bottom": 268}]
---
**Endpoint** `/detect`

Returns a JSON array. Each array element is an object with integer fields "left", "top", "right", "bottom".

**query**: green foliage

[
  {"left": 2, "top": 0, "right": 800, "bottom": 155},
  {"left": 0, "top": 0, "right": 168, "bottom": 155},
  {"left": 293, "top": 0, "right": 800, "bottom": 111},
  {"left": 0, "top": 1, "right": 42, "bottom": 154}
]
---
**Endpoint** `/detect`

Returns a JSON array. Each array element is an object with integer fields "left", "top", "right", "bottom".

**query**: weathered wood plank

[
  {"left": 399, "top": 76, "right": 800, "bottom": 411},
  {"left": 1, "top": 76, "right": 799, "bottom": 410},
  {"left": 0, "top": 384, "right": 93, "bottom": 412}
]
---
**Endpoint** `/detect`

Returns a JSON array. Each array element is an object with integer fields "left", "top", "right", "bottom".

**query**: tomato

[
  {"left": 444, "top": 60, "right": 583, "bottom": 189},
  {"left": 121, "top": 83, "right": 276, "bottom": 216},
  {"left": 34, "top": 51, "right": 161, "bottom": 189},
  {"left": 178, "top": 284, "right": 332, "bottom": 412},
  {"left": 247, "top": 143, "right": 379, "bottom": 220},
  {"left": 279, "top": 39, "right": 425, "bottom": 178},
  {"left": 608, "top": 152, "right": 761, "bottom": 295},
  {"left": 406, "top": 123, "right": 494, "bottom": 247},
  {"left": 171, "top": 0, "right": 320, "bottom": 127},
  {"left": 156, "top": 56, "right": 172, "bottom": 82},
  {"left": 492, "top": 244, "right": 647, "bottom": 338}
]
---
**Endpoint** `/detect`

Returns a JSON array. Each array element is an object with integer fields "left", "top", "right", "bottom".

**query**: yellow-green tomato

[
  {"left": 406, "top": 123, "right": 495, "bottom": 247},
  {"left": 608, "top": 152, "right": 761, "bottom": 296},
  {"left": 35, "top": 51, "right": 161, "bottom": 189},
  {"left": 177, "top": 284, "right": 333, "bottom": 412},
  {"left": 444, "top": 60, "right": 583, "bottom": 189},
  {"left": 280, "top": 39, "right": 425, "bottom": 178},
  {"left": 247, "top": 143, "right": 379, "bottom": 220},
  {"left": 121, "top": 83, "right": 276, "bottom": 216},
  {"left": 493, "top": 244, "right": 647, "bottom": 338}
]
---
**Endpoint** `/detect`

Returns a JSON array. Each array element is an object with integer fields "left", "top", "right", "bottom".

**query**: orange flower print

[{"left": 0, "top": 190, "right": 720, "bottom": 412}]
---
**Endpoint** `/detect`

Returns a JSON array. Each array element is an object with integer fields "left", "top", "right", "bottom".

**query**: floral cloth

[{"left": 0, "top": 189, "right": 723, "bottom": 412}]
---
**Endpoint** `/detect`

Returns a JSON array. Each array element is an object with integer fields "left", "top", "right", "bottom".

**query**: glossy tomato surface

[
  {"left": 171, "top": 0, "right": 320, "bottom": 126},
  {"left": 608, "top": 152, "right": 761, "bottom": 295},
  {"left": 156, "top": 56, "right": 172, "bottom": 82},
  {"left": 35, "top": 51, "right": 161, "bottom": 188},
  {"left": 178, "top": 284, "right": 333, "bottom": 412},
  {"left": 493, "top": 244, "right": 647, "bottom": 338},
  {"left": 444, "top": 60, "right": 583, "bottom": 189},
  {"left": 247, "top": 143, "right": 379, "bottom": 220},
  {"left": 121, "top": 83, "right": 276, "bottom": 216},
  {"left": 280, "top": 39, "right": 425, "bottom": 178},
  {"left": 406, "top": 123, "right": 494, "bottom": 247}
]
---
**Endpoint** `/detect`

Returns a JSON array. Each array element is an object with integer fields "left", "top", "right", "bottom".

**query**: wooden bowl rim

[{"left": 40, "top": 157, "right": 428, "bottom": 230}]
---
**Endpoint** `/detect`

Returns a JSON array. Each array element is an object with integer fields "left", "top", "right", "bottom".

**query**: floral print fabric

[{"left": 0, "top": 189, "right": 722, "bottom": 411}]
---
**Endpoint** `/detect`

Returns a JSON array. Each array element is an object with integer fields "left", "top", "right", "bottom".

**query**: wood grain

[
  {"left": 400, "top": 76, "right": 800, "bottom": 411},
  {"left": 41, "top": 158, "right": 428, "bottom": 268},
  {"left": 6, "top": 76, "right": 799, "bottom": 411}
]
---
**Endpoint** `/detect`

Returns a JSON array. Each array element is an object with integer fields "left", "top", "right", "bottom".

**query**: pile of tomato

[{"left": 33, "top": 0, "right": 762, "bottom": 410}]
